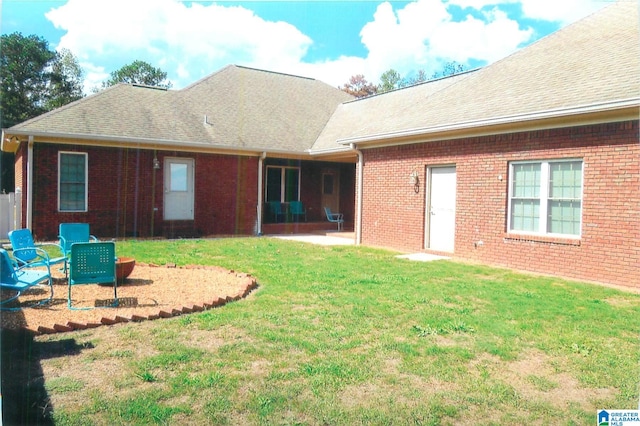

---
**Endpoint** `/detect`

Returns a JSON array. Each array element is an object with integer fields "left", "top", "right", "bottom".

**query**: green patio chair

[
  {"left": 0, "top": 248, "right": 53, "bottom": 311},
  {"left": 8, "top": 228, "right": 68, "bottom": 275},
  {"left": 59, "top": 223, "right": 98, "bottom": 257},
  {"left": 68, "top": 241, "right": 118, "bottom": 310},
  {"left": 289, "top": 201, "right": 307, "bottom": 222},
  {"left": 268, "top": 201, "right": 286, "bottom": 223}
]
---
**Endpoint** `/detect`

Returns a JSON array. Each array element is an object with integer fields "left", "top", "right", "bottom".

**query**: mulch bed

[{"left": 1, "top": 262, "right": 257, "bottom": 335}]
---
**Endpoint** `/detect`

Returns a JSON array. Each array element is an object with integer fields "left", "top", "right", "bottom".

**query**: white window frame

[
  {"left": 507, "top": 159, "right": 583, "bottom": 238},
  {"left": 266, "top": 166, "right": 301, "bottom": 203},
  {"left": 58, "top": 151, "right": 88, "bottom": 212}
]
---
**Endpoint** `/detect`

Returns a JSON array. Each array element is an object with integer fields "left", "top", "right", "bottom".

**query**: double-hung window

[
  {"left": 58, "top": 152, "right": 88, "bottom": 212},
  {"left": 266, "top": 166, "right": 300, "bottom": 203},
  {"left": 508, "top": 159, "right": 583, "bottom": 237}
]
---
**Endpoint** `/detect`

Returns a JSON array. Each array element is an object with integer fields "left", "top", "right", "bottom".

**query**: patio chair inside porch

[
  {"left": 289, "top": 201, "right": 307, "bottom": 222},
  {"left": 0, "top": 248, "right": 53, "bottom": 310},
  {"left": 324, "top": 207, "right": 344, "bottom": 231},
  {"left": 59, "top": 223, "right": 98, "bottom": 256},
  {"left": 68, "top": 241, "right": 118, "bottom": 310},
  {"left": 8, "top": 228, "right": 68, "bottom": 275},
  {"left": 268, "top": 201, "right": 287, "bottom": 223}
]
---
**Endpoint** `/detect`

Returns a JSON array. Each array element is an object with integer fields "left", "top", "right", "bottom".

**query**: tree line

[{"left": 340, "top": 61, "right": 466, "bottom": 99}]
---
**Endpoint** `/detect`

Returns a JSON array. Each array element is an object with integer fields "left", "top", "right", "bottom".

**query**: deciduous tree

[
  {"left": 340, "top": 74, "right": 377, "bottom": 98},
  {"left": 47, "top": 48, "right": 84, "bottom": 110},
  {"left": 1, "top": 33, "right": 56, "bottom": 127},
  {"left": 377, "top": 69, "right": 402, "bottom": 94},
  {"left": 431, "top": 61, "right": 466, "bottom": 79}
]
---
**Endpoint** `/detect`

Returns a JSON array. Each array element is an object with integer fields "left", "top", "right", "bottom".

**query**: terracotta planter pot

[{"left": 116, "top": 257, "right": 136, "bottom": 280}]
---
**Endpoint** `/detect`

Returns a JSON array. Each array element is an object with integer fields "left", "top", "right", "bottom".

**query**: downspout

[
  {"left": 350, "top": 143, "right": 363, "bottom": 246},
  {"left": 256, "top": 152, "right": 267, "bottom": 235},
  {"left": 150, "top": 150, "right": 157, "bottom": 238},
  {"left": 27, "top": 136, "right": 34, "bottom": 230}
]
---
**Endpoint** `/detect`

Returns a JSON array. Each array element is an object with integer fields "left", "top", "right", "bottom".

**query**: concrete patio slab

[
  {"left": 270, "top": 233, "right": 355, "bottom": 246},
  {"left": 396, "top": 253, "right": 450, "bottom": 262}
]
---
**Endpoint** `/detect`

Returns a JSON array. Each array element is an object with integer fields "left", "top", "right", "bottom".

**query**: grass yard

[{"left": 3, "top": 237, "right": 640, "bottom": 425}]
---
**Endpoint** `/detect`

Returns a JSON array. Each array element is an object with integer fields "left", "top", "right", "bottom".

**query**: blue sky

[{"left": 1, "top": 0, "right": 610, "bottom": 92}]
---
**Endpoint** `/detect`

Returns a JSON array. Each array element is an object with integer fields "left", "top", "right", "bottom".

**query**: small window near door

[
  {"left": 170, "top": 163, "right": 188, "bottom": 192},
  {"left": 58, "top": 152, "right": 88, "bottom": 212}
]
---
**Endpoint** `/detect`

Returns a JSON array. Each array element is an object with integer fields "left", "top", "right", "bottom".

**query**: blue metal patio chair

[
  {"left": 324, "top": 207, "right": 344, "bottom": 231},
  {"left": 68, "top": 241, "right": 118, "bottom": 310},
  {"left": 0, "top": 248, "right": 53, "bottom": 310},
  {"left": 8, "top": 228, "right": 68, "bottom": 275},
  {"left": 268, "top": 201, "right": 286, "bottom": 223},
  {"left": 289, "top": 201, "right": 307, "bottom": 222},
  {"left": 59, "top": 223, "right": 98, "bottom": 257}
]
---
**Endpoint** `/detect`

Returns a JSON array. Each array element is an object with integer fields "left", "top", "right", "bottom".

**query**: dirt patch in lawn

[
  {"left": 1, "top": 263, "right": 257, "bottom": 335},
  {"left": 468, "top": 350, "right": 616, "bottom": 413}
]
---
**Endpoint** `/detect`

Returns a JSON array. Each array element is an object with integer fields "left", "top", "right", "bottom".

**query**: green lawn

[{"left": 28, "top": 238, "right": 640, "bottom": 424}]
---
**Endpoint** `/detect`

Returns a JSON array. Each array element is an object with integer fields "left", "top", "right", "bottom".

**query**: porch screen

[
  {"left": 266, "top": 166, "right": 300, "bottom": 202},
  {"left": 59, "top": 152, "right": 88, "bottom": 212}
]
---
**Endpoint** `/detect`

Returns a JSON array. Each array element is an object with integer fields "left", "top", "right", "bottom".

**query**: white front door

[
  {"left": 427, "top": 166, "right": 456, "bottom": 252},
  {"left": 164, "top": 158, "right": 194, "bottom": 220}
]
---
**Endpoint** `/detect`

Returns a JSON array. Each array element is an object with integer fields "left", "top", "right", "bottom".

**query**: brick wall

[
  {"left": 194, "top": 154, "right": 258, "bottom": 236},
  {"left": 18, "top": 144, "right": 355, "bottom": 241},
  {"left": 360, "top": 120, "right": 640, "bottom": 289},
  {"left": 25, "top": 144, "right": 259, "bottom": 240}
]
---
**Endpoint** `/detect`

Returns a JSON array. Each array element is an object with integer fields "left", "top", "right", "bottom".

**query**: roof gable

[
  {"left": 314, "top": 1, "right": 640, "bottom": 149},
  {"left": 4, "top": 2, "right": 638, "bottom": 157},
  {"left": 6, "top": 65, "right": 353, "bottom": 155}
]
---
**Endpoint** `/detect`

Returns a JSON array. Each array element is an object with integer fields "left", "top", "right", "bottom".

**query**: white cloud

[
  {"left": 429, "top": 8, "right": 533, "bottom": 63},
  {"left": 355, "top": 0, "right": 533, "bottom": 84},
  {"left": 46, "top": 0, "right": 312, "bottom": 88},
  {"left": 518, "top": 0, "right": 609, "bottom": 24},
  {"left": 43, "top": 0, "right": 606, "bottom": 90},
  {"left": 80, "top": 62, "right": 109, "bottom": 94},
  {"left": 448, "top": 0, "right": 609, "bottom": 24}
]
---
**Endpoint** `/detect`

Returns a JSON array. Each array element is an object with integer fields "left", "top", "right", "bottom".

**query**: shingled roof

[
  {"left": 3, "top": 2, "right": 638, "bottom": 158},
  {"left": 313, "top": 0, "right": 640, "bottom": 150},
  {"left": 4, "top": 65, "right": 353, "bottom": 155}
]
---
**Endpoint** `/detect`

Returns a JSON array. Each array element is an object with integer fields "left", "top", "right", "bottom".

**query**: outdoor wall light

[
  {"left": 153, "top": 156, "right": 160, "bottom": 169},
  {"left": 410, "top": 170, "right": 420, "bottom": 193}
]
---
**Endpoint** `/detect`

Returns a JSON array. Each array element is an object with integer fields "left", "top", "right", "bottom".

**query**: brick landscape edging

[{"left": 28, "top": 266, "right": 258, "bottom": 335}]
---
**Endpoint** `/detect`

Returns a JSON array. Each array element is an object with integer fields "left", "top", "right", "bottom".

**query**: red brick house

[
  {"left": 1, "top": 65, "right": 357, "bottom": 240},
  {"left": 316, "top": 1, "right": 640, "bottom": 288},
  {"left": 2, "top": 2, "right": 639, "bottom": 288}
]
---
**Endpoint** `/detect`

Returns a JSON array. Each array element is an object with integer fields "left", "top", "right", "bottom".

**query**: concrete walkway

[
  {"left": 270, "top": 233, "right": 450, "bottom": 262},
  {"left": 395, "top": 252, "right": 450, "bottom": 262},
  {"left": 270, "top": 232, "right": 355, "bottom": 246}
]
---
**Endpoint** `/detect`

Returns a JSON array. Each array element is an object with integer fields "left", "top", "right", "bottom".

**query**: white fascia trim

[
  {"left": 336, "top": 98, "right": 640, "bottom": 145},
  {"left": 3, "top": 130, "right": 312, "bottom": 157},
  {"left": 308, "top": 146, "right": 353, "bottom": 156}
]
